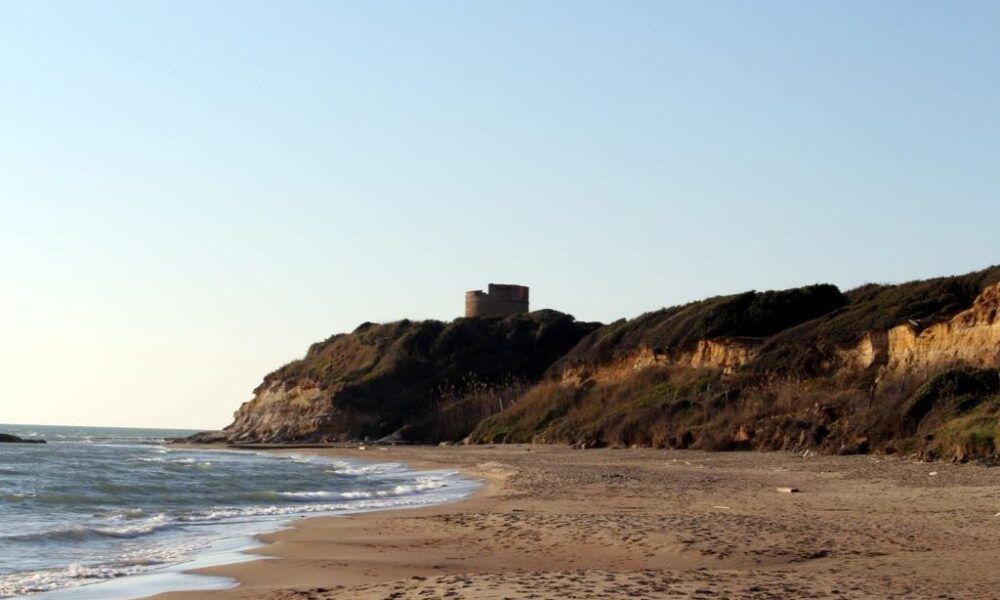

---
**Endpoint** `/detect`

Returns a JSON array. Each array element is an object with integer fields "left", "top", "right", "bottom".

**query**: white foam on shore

[
  {"left": 277, "top": 473, "right": 450, "bottom": 502},
  {"left": 20, "top": 534, "right": 262, "bottom": 600}
]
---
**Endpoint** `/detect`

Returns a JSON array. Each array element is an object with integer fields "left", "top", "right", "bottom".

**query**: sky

[{"left": 1, "top": 1, "right": 998, "bottom": 429}]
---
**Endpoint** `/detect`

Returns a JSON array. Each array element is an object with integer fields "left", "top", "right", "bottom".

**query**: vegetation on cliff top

[
  {"left": 549, "top": 284, "right": 847, "bottom": 373},
  {"left": 240, "top": 310, "right": 600, "bottom": 441}
]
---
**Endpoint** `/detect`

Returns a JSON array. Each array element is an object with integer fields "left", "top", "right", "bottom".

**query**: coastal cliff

[
  {"left": 196, "top": 266, "right": 1000, "bottom": 461},
  {"left": 203, "top": 310, "right": 599, "bottom": 444},
  {"left": 471, "top": 267, "right": 1000, "bottom": 461}
]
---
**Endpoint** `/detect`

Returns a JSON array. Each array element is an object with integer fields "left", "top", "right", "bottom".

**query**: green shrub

[
  {"left": 924, "top": 408, "right": 1000, "bottom": 461},
  {"left": 905, "top": 367, "right": 1000, "bottom": 428}
]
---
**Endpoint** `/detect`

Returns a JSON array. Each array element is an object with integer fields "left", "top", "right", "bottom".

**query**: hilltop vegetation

[
  {"left": 216, "top": 310, "right": 600, "bottom": 443},
  {"left": 551, "top": 284, "right": 847, "bottom": 369},
  {"left": 471, "top": 266, "right": 1000, "bottom": 461}
]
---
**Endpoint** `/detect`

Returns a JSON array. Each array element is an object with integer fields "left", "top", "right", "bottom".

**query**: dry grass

[
  {"left": 472, "top": 364, "right": 1000, "bottom": 461},
  {"left": 402, "top": 377, "right": 531, "bottom": 442}
]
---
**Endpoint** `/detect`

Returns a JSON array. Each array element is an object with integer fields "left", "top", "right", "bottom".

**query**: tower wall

[{"left": 465, "top": 284, "right": 530, "bottom": 317}]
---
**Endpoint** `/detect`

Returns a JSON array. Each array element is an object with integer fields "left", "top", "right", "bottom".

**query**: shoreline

[
  {"left": 14, "top": 443, "right": 479, "bottom": 600},
  {"left": 132, "top": 444, "right": 1000, "bottom": 600},
  {"left": 138, "top": 445, "right": 504, "bottom": 600}
]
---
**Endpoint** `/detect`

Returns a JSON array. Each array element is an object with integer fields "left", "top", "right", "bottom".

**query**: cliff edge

[{"left": 193, "top": 266, "right": 1000, "bottom": 461}]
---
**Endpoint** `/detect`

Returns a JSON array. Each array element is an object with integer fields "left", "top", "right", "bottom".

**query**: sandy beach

[{"left": 145, "top": 445, "right": 1000, "bottom": 600}]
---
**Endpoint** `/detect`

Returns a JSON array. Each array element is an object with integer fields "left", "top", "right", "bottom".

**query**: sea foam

[{"left": 0, "top": 424, "right": 477, "bottom": 599}]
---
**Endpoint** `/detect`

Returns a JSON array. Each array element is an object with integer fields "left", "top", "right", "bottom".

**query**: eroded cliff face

[
  {"left": 886, "top": 283, "right": 1000, "bottom": 373},
  {"left": 224, "top": 382, "right": 371, "bottom": 443},
  {"left": 558, "top": 338, "right": 758, "bottom": 387},
  {"left": 838, "top": 282, "right": 1000, "bottom": 376},
  {"left": 672, "top": 339, "right": 758, "bottom": 374}
]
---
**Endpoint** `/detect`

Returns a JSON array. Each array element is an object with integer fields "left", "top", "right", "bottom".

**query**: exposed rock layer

[{"left": 559, "top": 281, "right": 1000, "bottom": 388}]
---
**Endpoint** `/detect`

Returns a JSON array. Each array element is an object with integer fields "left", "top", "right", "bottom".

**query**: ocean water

[{"left": 0, "top": 424, "right": 476, "bottom": 599}]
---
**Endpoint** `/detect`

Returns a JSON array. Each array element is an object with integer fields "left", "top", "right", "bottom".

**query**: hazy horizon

[{"left": 3, "top": 2, "right": 999, "bottom": 429}]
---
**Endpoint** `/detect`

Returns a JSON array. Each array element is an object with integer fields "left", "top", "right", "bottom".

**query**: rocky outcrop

[
  {"left": 0, "top": 433, "right": 46, "bottom": 444},
  {"left": 182, "top": 430, "right": 229, "bottom": 444},
  {"left": 226, "top": 383, "right": 331, "bottom": 443}
]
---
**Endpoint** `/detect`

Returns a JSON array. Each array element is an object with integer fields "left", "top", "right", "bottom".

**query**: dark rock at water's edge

[
  {"left": 0, "top": 433, "right": 46, "bottom": 444},
  {"left": 177, "top": 430, "right": 229, "bottom": 445}
]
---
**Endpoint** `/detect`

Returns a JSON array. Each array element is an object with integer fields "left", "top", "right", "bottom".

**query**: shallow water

[{"left": 0, "top": 424, "right": 475, "bottom": 598}]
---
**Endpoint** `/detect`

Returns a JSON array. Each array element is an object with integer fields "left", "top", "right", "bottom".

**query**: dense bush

[
  {"left": 551, "top": 284, "right": 847, "bottom": 371},
  {"left": 257, "top": 310, "right": 600, "bottom": 441},
  {"left": 905, "top": 367, "right": 1000, "bottom": 428}
]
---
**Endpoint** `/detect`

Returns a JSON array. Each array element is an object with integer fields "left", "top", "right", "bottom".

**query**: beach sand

[{"left": 146, "top": 445, "right": 1000, "bottom": 599}]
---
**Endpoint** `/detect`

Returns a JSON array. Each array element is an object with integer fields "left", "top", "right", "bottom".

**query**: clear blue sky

[{"left": 2, "top": 1, "right": 998, "bottom": 429}]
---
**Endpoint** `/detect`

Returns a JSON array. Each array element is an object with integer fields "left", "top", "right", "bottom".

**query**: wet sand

[{"left": 146, "top": 445, "right": 1000, "bottom": 599}]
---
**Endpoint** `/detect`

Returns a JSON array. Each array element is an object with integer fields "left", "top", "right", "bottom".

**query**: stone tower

[{"left": 465, "top": 284, "right": 530, "bottom": 318}]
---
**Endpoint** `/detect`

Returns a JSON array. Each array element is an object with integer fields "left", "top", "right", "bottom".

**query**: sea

[{"left": 0, "top": 424, "right": 477, "bottom": 599}]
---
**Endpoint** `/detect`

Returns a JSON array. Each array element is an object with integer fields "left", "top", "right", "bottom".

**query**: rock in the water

[
  {"left": 179, "top": 430, "right": 229, "bottom": 445},
  {"left": 0, "top": 433, "right": 46, "bottom": 444}
]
